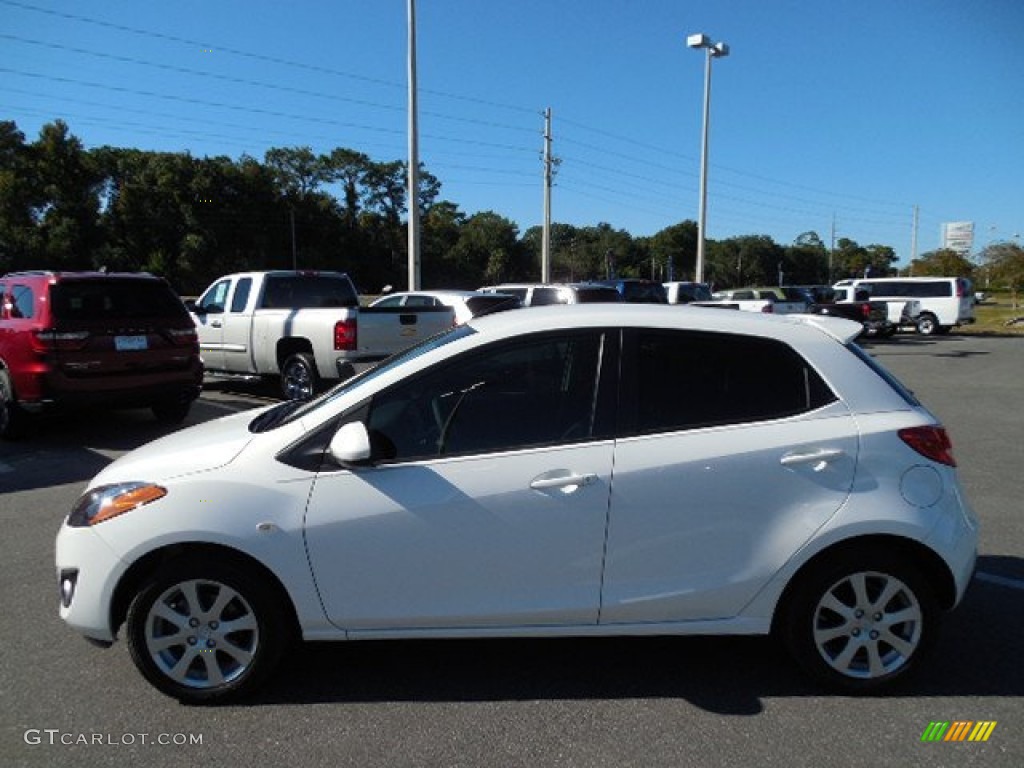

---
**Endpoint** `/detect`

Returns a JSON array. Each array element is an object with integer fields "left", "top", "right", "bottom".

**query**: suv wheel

[
  {"left": 780, "top": 550, "right": 937, "bottom": 692},
  {"left": 126, "top": 559, "right": 290, "bottom": 703},
  {"left": 152, "top": 396, "right": 193, "bottom": 424},
  {"left": 0, "top": 371, "right": 25, "bottom": 440}
]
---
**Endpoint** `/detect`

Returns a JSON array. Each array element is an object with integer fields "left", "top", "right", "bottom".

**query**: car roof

[{"left": 464, "top": 302, "right": 861, "bottom": 344}]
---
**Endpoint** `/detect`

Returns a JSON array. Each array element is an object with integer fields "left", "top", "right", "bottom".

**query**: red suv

[{"left": 0, "top": 271, "right": 203, "bottom": 438}]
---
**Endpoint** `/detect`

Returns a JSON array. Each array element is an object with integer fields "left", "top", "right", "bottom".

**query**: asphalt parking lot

[{"left": 1, "top": 334, "right": 1022, "bottom": 768}]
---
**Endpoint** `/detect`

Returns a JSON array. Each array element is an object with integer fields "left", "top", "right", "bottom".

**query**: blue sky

[{"left": 2, "top": 0, "right": 1021, "bottom": 264}]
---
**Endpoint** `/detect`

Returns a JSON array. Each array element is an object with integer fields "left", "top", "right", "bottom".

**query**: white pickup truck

[{"left": 188, "top": 271, "right": 454, "bottom": 399}]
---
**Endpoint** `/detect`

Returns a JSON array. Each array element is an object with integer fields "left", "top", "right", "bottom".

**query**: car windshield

[{"left": 249, "top": 323, "right": 476, "bottom": 432}]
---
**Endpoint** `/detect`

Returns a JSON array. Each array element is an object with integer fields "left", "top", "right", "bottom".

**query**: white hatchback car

[{"left": 56, "top": 305, "right": 978, "bottom": 703}]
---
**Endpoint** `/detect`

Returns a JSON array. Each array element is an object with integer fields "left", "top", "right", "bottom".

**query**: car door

[
  {"left": 600, "top": 328, "right": 858, "bottom": 624},
  {"left": 220, "top": 276, "right": 254, "bottom": 372},
  {"left": 192, "top": 278, "right": 232, "bottom": 369},
  {"left": 304, "top": 330, "right": 616, "bottom": 631}
]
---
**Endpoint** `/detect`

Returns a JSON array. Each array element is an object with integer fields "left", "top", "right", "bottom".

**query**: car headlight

[{"left": 68, "top": 482, "right": 167, "bottom": 527}]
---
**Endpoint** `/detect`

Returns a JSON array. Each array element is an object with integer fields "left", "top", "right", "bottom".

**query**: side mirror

[{"left": 329, "top": 421, "right": 373, "bottom": 466}]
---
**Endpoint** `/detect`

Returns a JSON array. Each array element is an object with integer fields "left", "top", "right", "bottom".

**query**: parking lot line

[{"left": 975, "top": 571, "right": 1024, "bottom": 591}]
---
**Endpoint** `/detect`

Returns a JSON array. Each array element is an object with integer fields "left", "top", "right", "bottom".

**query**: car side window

[
  {"left": 365, "top": 331, "right": 604, "bottom": 461},
  {"left": 230, "top": 278, "right": 252, "bottom": 313},
  {"left": 373, "top": 296, "right": 403, "bottom": 308},
  {"left": 11, "top": 285, "right": 34, "bottom": 319},
  {"left": 199, "top": 279, "right": 230, "bottom": 313},
  {"left": 530, "top": 287, "right": 566, "bottom": 306},
  {"left": 623, "top": 330, "right": 836, "bottom": 434},
  {"left": 404, "top": 295, "right": 437, "bottom": 307}
]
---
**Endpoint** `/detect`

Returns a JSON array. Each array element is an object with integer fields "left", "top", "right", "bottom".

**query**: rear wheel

[
  {"left": 281, "top": 352, "right": 318, "bottom": 401},
  {"left": 780, "top": 550, "right": 938, "bottom": 692},
  {"left": 916, "top": 313, "right": 940, "bottom": 336},
  {"left": 126, "top": 559, "right": 290, "bottom": 704},
  {"left": 152, "top": 396, "right": 193, "bottom": 424}
]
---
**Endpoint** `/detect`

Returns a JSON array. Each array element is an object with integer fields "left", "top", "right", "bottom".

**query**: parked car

[
  {"left": 479, "top": 283, "right": 622, "bottom": 306},
  {"left": 832, "top": 277, "right": 974, "bottom": 335},
  {"left": 663, "top": 281, "right": 712, "bottom": 304},
  {"left": 0, "top": 271, "right": 203, "bottom": 438},
  {"left": 188, "top": 271, "right": 456, "bottom": 400},
  {"left": 56, "top": 305, "right": 978, "bottom": 703},
  {"left": 370, "top": 290, "right": 521, "bottom": 325},
  {"left": 594, "top": 278, "right": 667, "bottom": 303},
  {"left": 704, "top": 287, "right": 808, "bottom": 314}
]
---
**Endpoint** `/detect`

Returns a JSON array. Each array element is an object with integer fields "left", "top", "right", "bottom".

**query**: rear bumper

[{"left": 18, "top": 362, "right": 203, "bottom": 410}]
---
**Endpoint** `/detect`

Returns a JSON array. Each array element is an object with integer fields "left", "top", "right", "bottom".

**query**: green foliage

[
  {"left": 0, "top": 119, "right": 913, "bottom": 297},
  {"left": 982, "top": 242, "right": 1024, "bottom": 308},
  {"left": 907, "top": 248, "right": 974, "bottom": 278}
]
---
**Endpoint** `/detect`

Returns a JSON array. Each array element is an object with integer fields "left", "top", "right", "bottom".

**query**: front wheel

[
  {"left": 280, "top": 352, "right": 318, "bottom": 401},
  {"left": 780, "top": 551, "right": 938, "bottom": 692},
  {"left": 126, "top": 559, "right": 290, "bottom": 703}
]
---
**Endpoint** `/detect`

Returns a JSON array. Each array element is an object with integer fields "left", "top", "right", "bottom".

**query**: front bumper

[{"left": 55, "top": 521, "right": 128, "bottom": 644}]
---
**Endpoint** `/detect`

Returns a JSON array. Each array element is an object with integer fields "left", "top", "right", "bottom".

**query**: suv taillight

[
  {"left": 168, "top": 328, "right": 198, "bottom": 346},
  {"left": 31, "top": 329, "right": 90, "bottom": 353},
  {"left": 899, "top": 425, "right": 956, "bottom": 467},
  {"left": 334, "top": 318, "right": 357, "bottom": 351}
]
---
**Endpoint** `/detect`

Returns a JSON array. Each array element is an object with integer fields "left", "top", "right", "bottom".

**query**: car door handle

[
  {"left": 210, "top": 320, "right": 223, "bottom": 328},
  {"left": 529, "top": 472, "right": 598, "bottom": 492},
  {"left": 780, "top": 448, "right": 846, "bottom": 472}
]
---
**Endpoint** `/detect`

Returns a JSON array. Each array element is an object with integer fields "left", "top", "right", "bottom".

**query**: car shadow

[
  {"left": 0, "top": 396, "right": 265, "bottom": 493},
  {"left": 250, "top": 557, "right": 1023, "bottom": 712}
]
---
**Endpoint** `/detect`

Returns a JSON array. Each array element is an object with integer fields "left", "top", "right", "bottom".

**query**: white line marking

[{"left": 975, "top": 571, "right": 1024, "bottom": 591}]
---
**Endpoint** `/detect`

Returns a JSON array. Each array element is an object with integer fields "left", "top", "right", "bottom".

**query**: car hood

[{"left": 88, "top": 407, "right": 262, "bottom": 488}]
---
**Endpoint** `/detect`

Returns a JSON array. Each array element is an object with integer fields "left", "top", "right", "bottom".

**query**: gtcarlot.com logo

[{"left": 921, "top": 721, "right": 997, "bottom": 743}]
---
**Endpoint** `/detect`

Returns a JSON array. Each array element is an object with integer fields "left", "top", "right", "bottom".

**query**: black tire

[
  {"left": 280, "top": 352, "right": 318, "bottom": 401},
  {"left": 916, "top": 313, "right": 940, "bottom": 336},
  {"left": 152, "top": 396, "right": 193, "bottom": 424},
  {"left": 0, "top": 370, "right": 25, "bottom": 440},
  {"left": 779, "top": 550, "right": 938, "bottom": 693},
  {"left": 125, "top": 559, "right": 290, "bottom": 704}
]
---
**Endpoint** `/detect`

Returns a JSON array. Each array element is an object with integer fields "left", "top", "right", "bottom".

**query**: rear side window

[
  {"left": 230, "top": 278, "right": 252, "bottom": 312},
  {"left": 845, "top": 343, "right": 920, "bottom": 407},
  {"left": 11, "top": 285, "right": 34, "bottom": 319},
  {"left": 50, "top": 280, "right": 185, "bottom": 322},
  {"left": 261, "top": 275, "right": 358, "bottom": 309},
  {"left": 622, "top": 330, "right": 837, "bottom": 434},
  {"left": 574, "top": 287, "right": 622, "bottom": 303}
]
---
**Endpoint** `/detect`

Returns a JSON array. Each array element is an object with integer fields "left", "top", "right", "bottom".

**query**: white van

[{"left": 832, "top": 277, "right": 975, "bottom": 335}]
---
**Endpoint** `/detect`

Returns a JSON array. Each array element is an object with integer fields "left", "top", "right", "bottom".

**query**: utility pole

[
  {"left": 829, "top": 214, "right": 836, "bottom": 284},
  {"left": 542, "top": 108, "right": 553, "bottom": 283},
  {"left": 910, "top": 205, "right": 919, "bottom": 270},
  {"left": 406, "top": 0, "right": 421, "bottom": 290}
]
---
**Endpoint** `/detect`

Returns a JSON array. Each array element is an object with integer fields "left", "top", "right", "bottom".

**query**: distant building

[{"left": 941, "top": 221, "right": 974, "bottom": 256}]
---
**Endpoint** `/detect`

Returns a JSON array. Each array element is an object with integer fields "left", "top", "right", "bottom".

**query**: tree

[
  {"left": 0, "top": 121, "right": 39, "bottom": 272},
  {"left": 32, "top": 120, "right": 103, "bottom": 269},
  {"left": 448, "top": 212, "right": 521, "bottom": 287},
  {"left": 983, "top": 242, "right": 1024, "bottom": 308},
  {"left": 785, "top": 231, "right": 829, "bottom": 285},
  {"left": 644, "top": 221, "right": 698, "bottom": 281},
  {"left": 908, "top": 249, "right": 975, "bottom": 278}
]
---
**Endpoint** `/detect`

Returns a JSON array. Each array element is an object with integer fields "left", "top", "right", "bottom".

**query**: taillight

[
  {"left": 761, "top": 304, "right": 774, "bottom": 313},
  {"left": 899, "top": 425, "right": 956, "bottom": 467},
  {"left": 31, "top": 329, "right": 90, "bottom": 353},
  {"left": 168, "top": 328, "right": 198, "bottom": 346},
  {"left": 956, "top": 280, "right": 966, "bottom": 298},
  {"left": 861, "top": 303, "right": 871, "bottom": 319},
  {"left": 334, "top": 318, "right": 357, "bottom": 351}
]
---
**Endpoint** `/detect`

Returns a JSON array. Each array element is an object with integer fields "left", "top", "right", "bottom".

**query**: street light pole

[{"left": 687, "top": 33, "right": 729, "bottom": 285}]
